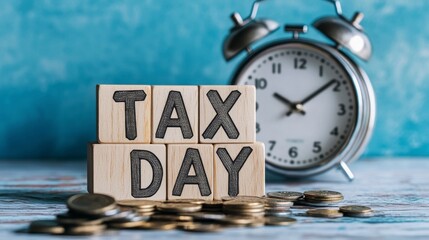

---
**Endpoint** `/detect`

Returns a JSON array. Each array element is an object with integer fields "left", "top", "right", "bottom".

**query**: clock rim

[{"left": 230, "top": 39, "right": 376, "bottom": 178}]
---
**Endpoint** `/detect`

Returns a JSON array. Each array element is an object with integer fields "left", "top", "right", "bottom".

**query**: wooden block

[
  {"left": 199, "top": 86, "right": 255, "bottom": 143},
  {"left": 88, "top": 144, "right": 166, "bottom": 201},
  {"left": 152, "top": 86, "right": 198, "bottom": 143},
  {"left": 213, "top": 142, "right": 265, "bottom": 200},
  {"left": 97, "top": 85, "right": 151, "bottom": 143},
  {"left": 167, "top": 144, "right": 213, "bottom": 200}
]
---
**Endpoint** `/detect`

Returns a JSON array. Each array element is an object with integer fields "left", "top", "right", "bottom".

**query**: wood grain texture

[
  {"left": 167, "top": 144, "right": 213, "bottom": 200},
  {"left": 199, "top": 86, "right": 256, "bottom": 143},
  {"left": 2, "top": 158, "right": 429, "bottom": 239},
  {"left": 152, "top": 86, "right": 198, "bottom": 143},
  {"left": 213, "top": 143, "right": 265, "bottom": 200},
  {"left": 88, "top": 144, "right": 166, "bottom": 200},
  {"left": 97, "top": 85, "right": 152, "bottom": 143}
]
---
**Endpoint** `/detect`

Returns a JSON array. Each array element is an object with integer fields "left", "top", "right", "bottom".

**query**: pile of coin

[{"left": 27, "top": 190, "right": 373, "bottom": 235}]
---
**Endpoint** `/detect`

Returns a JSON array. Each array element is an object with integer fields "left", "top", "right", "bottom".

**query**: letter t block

[
  {"left": 199, "top": 86, "right": 256, "bottom": 143},
  {"left": 97, "top": 85, "right": 152, "bottom": 143}
]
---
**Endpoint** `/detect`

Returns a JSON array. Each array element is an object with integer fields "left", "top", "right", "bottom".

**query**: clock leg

[{"left": 338, "top": 161, "right": 354, "bottom": 181}]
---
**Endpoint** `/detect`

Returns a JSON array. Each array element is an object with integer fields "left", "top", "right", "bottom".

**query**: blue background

[{"left": 0, "top": 0, "right": 428, "bottom": 159}]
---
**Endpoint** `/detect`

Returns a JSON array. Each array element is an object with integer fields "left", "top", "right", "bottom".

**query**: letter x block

[
  {"left": 88, "top": 144, "right": 166, "bottom": 201},
  {"left": 152, "top": 86, "right": 199, "bottom": 143},
  {"left": 199, "top": 86, "right": 256, "bottom": 143},
  {"left": 97, "top": 85, "right": 151, "bottom": 143},
  {"left": 213, "top": 142, "right": 265, "bottom": 200},
  {"left": 167, "top": 144, "right": 213, "bottom": 200}
]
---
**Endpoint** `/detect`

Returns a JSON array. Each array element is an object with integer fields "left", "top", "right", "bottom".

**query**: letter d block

[
  {"left": 213, "top": 142, "right": 265, "bottom": 200},
  {"left": 88, "top": 144, "right": 166, "bottom": 201},
  {"left": 168, "top": 144, "right": 213, "bottom": 200},
  {"left": 97, "top": 85, "right": 151, "bottom": 143},
  {"left": 199, "top": 86, "right": 256, "bottom": 143}
]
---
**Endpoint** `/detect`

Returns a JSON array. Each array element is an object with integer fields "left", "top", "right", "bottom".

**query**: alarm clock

[{"left": 223, "top": 0, "right": 375, "bottom": 180}]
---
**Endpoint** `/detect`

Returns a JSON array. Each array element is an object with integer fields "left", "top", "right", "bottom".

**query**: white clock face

[{"left": 235, "top": 42, "right": 358, "bottom": 170}]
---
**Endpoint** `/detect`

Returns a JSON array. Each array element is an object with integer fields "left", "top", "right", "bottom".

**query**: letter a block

[
  {"left": 199, "top": 86, "right": 255, "bottom": 143},
  {"left": 167, "top": 144, "right": 213, "bottom": 200},
  {"left": 88, "top": 144, "right": 166, "bottom": 201},
  {"left": 152, "top": 86, "right": 198, "bottom": 143},
  {"left": 97, "top": 85, "right": 151, "bottom": 143},
  {"left": 213, "top": 142, "right": 265, "bottom": 200}
]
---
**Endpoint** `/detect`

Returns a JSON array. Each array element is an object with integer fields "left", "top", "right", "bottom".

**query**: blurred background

[{"left": 0, "top": 0, "right": 428, "bottom": 159}]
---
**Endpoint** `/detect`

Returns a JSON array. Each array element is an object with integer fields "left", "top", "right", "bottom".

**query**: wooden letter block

[
  {"left": 167, "top": 144, "right": 213, "bottom": 200},
  {"left": 199, "top": 86, "right": 255, "bottom": 143},
  {"left": 88, "top": 144, "right": 166, "bottom": 201},
  {"left": 213, "top": 142, "right": 265, "bottom": 200},
  {"left": 152, "top": 86, "right": 198, "bottom": 143},
  {"left": 97, "top": 85, "right": 151, "bottom": 143}
]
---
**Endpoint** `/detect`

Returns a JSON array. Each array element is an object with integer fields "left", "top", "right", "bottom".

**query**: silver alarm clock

[{"left": 223, "top": 0, "right": 375, "bottom": 180}]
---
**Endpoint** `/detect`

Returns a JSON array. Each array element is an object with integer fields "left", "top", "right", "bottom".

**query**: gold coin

[
  {"left": 117, "top": 200, "right": 159, "bottom": 209},
  {"left": 223, "top": 200, "right": 265, "bottom": 209},
  {"left": 220, "top": 216, "right": 256, "bottom": 225},
  {"left": 264, "top": 198, "right": 294, "bottom": 207},
  {"left": 182, "top": 223, "right": 223, "bottom": 233},
  {"left": 28, "top": 220, "right": 64, "bottom": 234},
  {"left": 339, "top": 205, "right": 373, "bottom": 214},
  {"left": 304, "top": 190, "right": 343, "bottom": 200},
  {"left": 221, "top": 196, "right": 264, "bottom": 202},
  {"left": 306, "top": 209, "right": 343, "bottom": 218},
  {"left": 202, "top": 200, "right": 224, "bottom": 207},
  {"left": 303, "top": 197, "right": 344, "bottom": 203},
  {"left": 64, "top": 224, "right": 106, "bottom": 235},
  {"left": 165, "top": 199, "right": 205, "bottom": 204},
  {"left": 266, "top": 191, "right": 303, "bottom": 201},
  {"left": 134, "top": 207, "right": 156, "bottom": 213},
  {"left": 138, "top": 221, "right": 176, "bottom": 230},
  {"left": 56, "top": 213, "right": 104, "bottom": 226},
  {"left": 67, "top": 193, "right": 116, "bottom": 216},
  {"left": 157, "top": 203, "right": 202, "bottom": 213},
  {"left": 150, "top": 214, "right": 193, "bottom": 222},
  {"left": 343, "top": 212, "right": 374, "bottom": 218},
  {"left": 265, "top": 216, "right": 297, "bottom": 226}
]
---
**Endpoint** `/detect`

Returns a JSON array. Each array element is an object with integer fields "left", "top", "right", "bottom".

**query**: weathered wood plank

[{"left": 0, "top": 158, "right": 428, "bottom": 239}]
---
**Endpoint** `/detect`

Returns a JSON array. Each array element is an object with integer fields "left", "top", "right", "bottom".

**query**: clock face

[{"left": 234, "top": 42, "right": 358, "bottom": 170}]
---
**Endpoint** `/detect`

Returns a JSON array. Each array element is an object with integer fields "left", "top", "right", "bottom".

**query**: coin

[
  {"left": 64, "top": 224, "right": 106, "bottom": 235},
  {"left": 67, "top": 193, "right": 116, "bottom": 216},
  {"left": 221, "top": 196, "right": 264, "bottom": 202},
  {"left": 182, "top": 223, "right": 223, "bottom": 233},
  {"left": 265, "top": 210, "right": 292, "bottom": 217},
  {"left": 220, "top": 216, "right": 257, "bottom": 225},
  {"left": 340, "top": 205, "right": 374, "bottom": 218},
  {"left": 304, "top": 190, "right": 343, "bottom": 200},
  {"left": 265, "top": 216, "right": 297, "bottom": 226},
  {"left": 264, "top": 198, "right": 294, "bottom": 207},
  {"left": 117, "top": 200, "right": 159, "bottom": 209},
  {"left": 306, "top": 209, "right": 344, "bottom": 218},
  {"left": 28, "top": 220, "right": 64, "bottom": 234},
  {"left": 223, "top": 200, "right": 265, "bottom": 209},
  {"left": 266, "top": 191, "right": 303, "bottom": 201},
  {"left": 165, "top": 199, "right": 206, "bottom": 204},
  {"left": 56, "top": 213, "right": 104, "bottom": 226},
  {"left": 157, "top": 203, "right": 202, "bottom": 213},
  {"left": 186, "top": 212, "right": 226, "bottom": 221},
  {"left": 138, "top": 221, "right": 177, "bottom": 230},
  {"left": 150, "top": 214, "right": 193, "bottom": 222}
]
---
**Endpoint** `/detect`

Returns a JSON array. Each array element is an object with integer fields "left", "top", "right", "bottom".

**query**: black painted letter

[
  {"left": 202, "top": 90, "right": 241, "bottom": 139},
  {"left": 155, "top": 91, "right": 193, "bottom": 139},
  {"left": 130, "top": 150, "right": 163, "bottom": 198},
  {"left": 216, "top": 147, "right": 253, "bottom": 196},
  {"left": 172, "top": 148, "right": 211, "bottom": 196},
  {"left": 113, "top": 90, "right": 147, "bottom": 140}
]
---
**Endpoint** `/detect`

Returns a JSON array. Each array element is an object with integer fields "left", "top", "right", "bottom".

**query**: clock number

[
  {"left": 255, "top": 78, "right": 267, "bottom": 90},
  {"left": 288, "top": 147, "right": 298, "bottom": 158},
  {"left": 268, "top": 140, "right": 276, "bottom": 151},
  {"left": 330, "top": 127, "right": 339, "bottom": 136},
  {"left": 294, "top": 58, "right": 307, "bottom": 69},
  {"left": 256, "top": 123, "right": 261, "bottom": 133},
  {"left": 313, "top": 141, "right": 322, "bottom": 153},
  {"left": 319, "top": 65, "right": 323, "bottom": 77},
  {"left": 333, "top": 80, "right": 341, "bottom": 92},
  {"left": 337, "top": 104, "right": 346, "bottom": 116},
  {"left": 272, "top": 63, "right": 281, "bottom": 74}
]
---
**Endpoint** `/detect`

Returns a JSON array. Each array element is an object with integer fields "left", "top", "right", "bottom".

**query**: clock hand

[
  {"left": 273, "top": 92, "right": 306, "bottom": 115},
  {"left": 301, "top": 79, "right": 338, "bottom": 104},
  {"left": 285, "top": 79, "right": 337, "bottom": 116}
]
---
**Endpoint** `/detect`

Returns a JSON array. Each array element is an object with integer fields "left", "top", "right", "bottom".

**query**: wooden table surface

[{"left": 1, "top": 158, "right": 428, "bottom": 239}]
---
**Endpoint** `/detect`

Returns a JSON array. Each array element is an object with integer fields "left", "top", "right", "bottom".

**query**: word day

[{"left": 88, "top": 85, "right": 265, "bottom": 201}]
